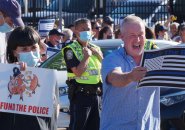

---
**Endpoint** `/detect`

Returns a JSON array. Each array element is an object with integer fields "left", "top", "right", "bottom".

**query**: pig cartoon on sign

[{"left": 8, "top": 67, "right": 39, "bottom": 101}]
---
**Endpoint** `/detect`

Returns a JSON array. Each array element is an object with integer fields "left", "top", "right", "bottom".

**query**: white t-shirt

[{"left": 0, "top": 32, "right": 6, "bottom": 63}]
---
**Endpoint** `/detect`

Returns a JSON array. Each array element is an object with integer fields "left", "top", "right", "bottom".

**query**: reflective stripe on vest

[{"left": 62, "top": 41, "right": 101, "bottom": 84}]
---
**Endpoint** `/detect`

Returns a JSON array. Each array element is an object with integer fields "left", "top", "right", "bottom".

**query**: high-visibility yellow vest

[
  {"left": 144, "top": 40, "right": 154, "bottom": 50},
  {"left": 144, "top": 39, "right": 158, "bottom": 50},
  {"left": 62, "top": 41, "right": 101, "bottom": 84}
]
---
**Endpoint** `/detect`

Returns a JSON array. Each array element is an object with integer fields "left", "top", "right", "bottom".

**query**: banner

[
  {"left": 138, "top": 45, "right": 185, "bottom": 89},
  {"left": 38, "top": 19, "right": 55, "bottom": 37},
  {"left": 47, "top": 47, "right": 61, "bottom": 58},
  {"left": 0, "top": 63, "right": 57, "bottom": 117}
]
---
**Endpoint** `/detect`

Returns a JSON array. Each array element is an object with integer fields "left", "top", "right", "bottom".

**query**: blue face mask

[
  {"left": 79, "top": 31, "right": 92, "bottom": 42},
  {"left": 18, "top": 51, "right": 40, "bottom": 67},
  {"left": 0, "top": 22, "right": 13, "bottom": 33}
]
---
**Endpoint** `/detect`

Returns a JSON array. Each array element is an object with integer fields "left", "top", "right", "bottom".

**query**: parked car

[{"left": 40, "top": 39, "right": 180, "bottom": 113}]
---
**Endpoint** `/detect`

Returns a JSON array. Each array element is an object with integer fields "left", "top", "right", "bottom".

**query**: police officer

[
  {"left": 62, "top": 18, "right": 103, "bottom": 130},
  {"left": 144, "top": 39, "right": 158, "bottom": 50},
  {"left": 145, "top": 26, "right": 158, "bottom": 50}
]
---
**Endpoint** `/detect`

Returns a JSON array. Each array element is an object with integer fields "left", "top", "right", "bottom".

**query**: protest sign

[
  {"left": 38, "top": 19, "right": 55, "bottom": 37},
  {"left": 138, "top": 45, "right": 185, "bottom": 89},
  {"left": 0, "top": 63, "right": 57, "bottom": 117},
  {"left": 47, "top": 47, "right": 61, "bottom": 58}
]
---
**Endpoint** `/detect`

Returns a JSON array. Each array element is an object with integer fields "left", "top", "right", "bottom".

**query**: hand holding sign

[{"left": 129, "top": 66, "right": 147, "bottom": 82}]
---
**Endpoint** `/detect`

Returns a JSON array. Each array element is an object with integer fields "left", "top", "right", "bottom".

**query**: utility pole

[
  {"left": 23, "top": 0, "right": 28, "bottom": 13},
  {"left": 59, "top": 0, "right": 63, "bottom": 30}
]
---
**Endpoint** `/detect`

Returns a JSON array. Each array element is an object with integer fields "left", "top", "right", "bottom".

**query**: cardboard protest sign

[
  {"left": 47, "top": 47, "right": 61, "bottom": 58},
  {"left": 0, "top": 63, "right": 57, "bottom": 117},
  {"left": 38, "top": 19, "right": 55, "bottom": 37},
  {"left": 138, "top": 45, "right": 185, "bottom": 89}
]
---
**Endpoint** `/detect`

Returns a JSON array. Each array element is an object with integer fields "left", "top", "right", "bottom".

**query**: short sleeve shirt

[
  {"left": 100, "top": 47, "right": 160, "bottom": 130},
  {"left": 63, "top": 48, "right": 80, "bottom": 72}
]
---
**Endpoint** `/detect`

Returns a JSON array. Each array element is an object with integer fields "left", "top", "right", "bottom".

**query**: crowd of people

[
  {"left": 42, "top": 15, "right": 185, "bottom": 54},
  {"left": 1, "top": 0, "right": 185, "bottom": 130}
]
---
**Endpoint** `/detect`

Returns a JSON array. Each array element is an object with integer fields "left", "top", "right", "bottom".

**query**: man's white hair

[
  {"left": 62, "top": 28, "right": 73, "bottom": 40},
  {"left": 120, "top": 15, "right": 145, "bottom": 34},
  {"left": 170, "top": 22, "right": 179, "bottom": 28}
]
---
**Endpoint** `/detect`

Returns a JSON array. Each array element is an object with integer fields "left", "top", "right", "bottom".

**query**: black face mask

[{"left": 107, "top": 35, "right": 113, "bottom": 39}]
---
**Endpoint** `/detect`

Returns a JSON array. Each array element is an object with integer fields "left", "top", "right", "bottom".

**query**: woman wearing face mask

[
  {"left": 0, "top": 26, "right": 59, "bottom": 130},
  {"left": 98, "top": 26, "right": 114, "bottom": 40},
  {"left": 6, "top": 26, "right": 41, "bottom": 67}
]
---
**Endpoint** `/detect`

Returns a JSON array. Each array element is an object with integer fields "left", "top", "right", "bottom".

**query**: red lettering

[
  {"left": 27, "top": 105, "right": 49, "bottom": 115},
  {"left": 0, "top": 102, "right": 3, "bottom": 109},
  {"left": 28, "top": 106, "right": 32, "bottom": 112},
  {"left": 0, "top": 102, "right": 16, "bottom": 110},
  {"left": 16, "top": 104, "right": 26, "bottom": 112}
]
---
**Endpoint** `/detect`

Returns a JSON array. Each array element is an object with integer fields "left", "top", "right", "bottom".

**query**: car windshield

[{"left": 39, "top": 43, "right": 119, "bottom": 70}]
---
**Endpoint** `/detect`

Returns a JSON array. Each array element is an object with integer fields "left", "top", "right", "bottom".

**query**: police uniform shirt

[{"left": 63, "top": 48, "right": 80, "bottom": 72}]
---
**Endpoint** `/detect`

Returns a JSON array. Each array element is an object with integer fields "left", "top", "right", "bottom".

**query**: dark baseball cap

[
  {"left": 49, "top": 29, "right": 64, "bottom": 36},
  {"left": 0, "top": 0, "right": 24, "bottom": 27},
  {"left": 103, "top": 16, "right": 114, "bottom": 25}
]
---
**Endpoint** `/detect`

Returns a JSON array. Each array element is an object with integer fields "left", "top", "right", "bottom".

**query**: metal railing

[
  {"left": 106, "top": 1, "right": 169, "bottom": 27},
  {"left": 18, "top": 0, "right": 184, "bottom": 28},
  {"left": 18, "top": 0, "right": 97, "bottom": 27}
]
